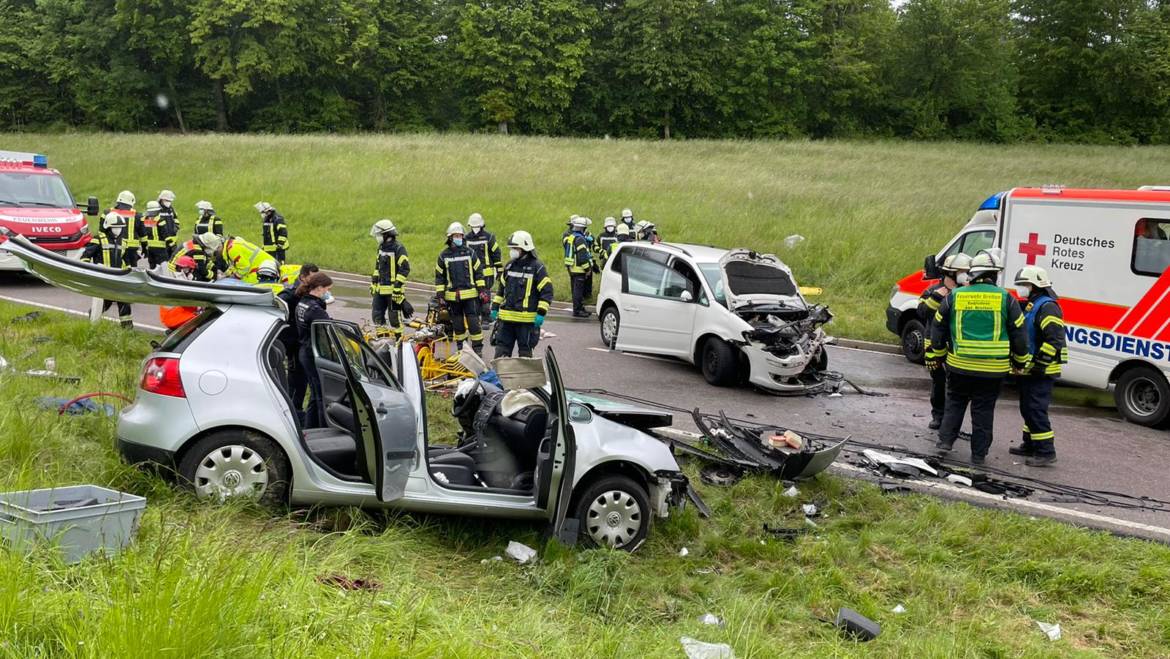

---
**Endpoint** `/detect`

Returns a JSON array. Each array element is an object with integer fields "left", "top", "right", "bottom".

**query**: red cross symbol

[{"left": 1018, "top": 232, "right": 1047, "bottom": 265}]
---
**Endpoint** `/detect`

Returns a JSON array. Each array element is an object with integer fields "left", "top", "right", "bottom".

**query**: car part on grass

[
  {"left": 685, "top": 484, "right": 712, "bottom": 518},
  {"left": 762, "top": 524, "right": 811, "bottom": 541},
  {"left": 694, "top": 410, "right": 847, "bottom": 481},
  {"left": 505, "top": 540, "right": 538, "bottom": 564},
  {"left": 680, "top": 636, "right": 736, "bottom": 659},
  {"left": 0, "top": 485, "right": 146, "bottom": 564},
  {"left": 835, "top": 608, "right": 881, "bottom": 641},
  {"left": 699, "top": 465, "right": 743, "bottom": 487}
]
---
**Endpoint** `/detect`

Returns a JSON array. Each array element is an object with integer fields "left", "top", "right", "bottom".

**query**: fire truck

[
  {"left": 887, "top": 186, "right": 1170, "bottom": 427},
  {"left": 0, "top": 150, "right": 97, "bottom": 271}
]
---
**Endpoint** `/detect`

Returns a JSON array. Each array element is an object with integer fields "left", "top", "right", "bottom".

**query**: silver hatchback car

[{"left": 2, "top": 233, "right": 690, "bottom": 550}]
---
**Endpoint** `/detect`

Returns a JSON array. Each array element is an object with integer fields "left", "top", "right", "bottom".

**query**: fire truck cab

[
  {"left": 0, "top": 150, "right": 97, "bottom": 271},
  {"left": 887, "top": 186, "right": 1170, "bottom": 427}
]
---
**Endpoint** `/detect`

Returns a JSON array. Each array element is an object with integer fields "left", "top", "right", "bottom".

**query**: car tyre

[
  {"left": 701, "top": 337, "right": 739, "bottom": 387},
  {"left": 574, "top": 475, "right": 650, "bottom": 551},
  {"left": 178, "top": 430, "right": 290, "bottom": 506},
  {"left": 1114, "top": 366, "right": 1170, "bottom": 427},
  {"left": 599, "top": 305, "right": 620, "bottom": 348},
  {"left": 900, "top": 318, "right": 926, "bottom": 364}
]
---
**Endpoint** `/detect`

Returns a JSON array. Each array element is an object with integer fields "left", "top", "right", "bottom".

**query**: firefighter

[
  {"left": 466, "top": 212, "right": 501, "bottom": 324},
  {"left": 620, "top": 208, "right": 635, "bottom": 231},
  {"left": 597, "top": 217, "right": 620, "bottom": 261},
  {"left": 219, "top": 235, "right": 269, "bottom": 283},
  {"left": 615, "top": 223, "right": 633, "bottom": 244},
  {"left": 634, "top": 220, "right": 660, "bottom": 243},
  {"left": 435, "top": 222, "right": 486, "bottom": 355},
  {"left": 563, "top": 216, "right": 591, "bottom": 317},
  {"left": 928, "top": 249, "right": 1030, "bottom": 465},
  {"left": 255, "top": 201, "right": 290, "bottom": 263},
  {"left": 168, "top": 232, "right": 221, "bottom": 282},
  {"left": 491, "top": 230, "right": 553, "bottom": 358},
  {"left": 157, "top": 190, "right": 179, "bottom": 255},
  {"left": 1010, "top": 266, "right": 1067, "bottom": 467},
  {"left": 294, "top": 272, "right": 334, "bottom": 429},
  {"left": 370, "top": 219, "right": 410, "bottom": 339},
  {"left": 138, "top": 201, "right": 171, "bottom": 270},
  {"left": 194, "top": 200, "right": 224, "bottom": 237},
  {"left": 83, "top": 211, "right": 138, "bottom": 328},
  {"left": 254, "top": 260, "right": 285, "bottom": 293},
  {"left": 104, "top": 191, "right": 140, "bottom": 263},
  {"left": 920, "top": 253, "right": 972, "bottom": 430}
]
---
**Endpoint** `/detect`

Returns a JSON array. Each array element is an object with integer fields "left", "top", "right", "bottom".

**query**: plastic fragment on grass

[
  {"left": 801, "top": 504, "right": 819, "bottom": 517},
  {"left": 505, "top": 540, "right": 537, "bottom": 564},
  {"left": 891, "top": 604, "right": 906, "bottom": 614},
  {"left": 1035, "top": 621, "right": 1061, "bottom": 641},
  {"left": 678, "top": 547, "right": 689, "bottom": 557},
  {"left": 680, "top": 636, "right": 736, "bottom": 659},
  {"left": 783, "top": 235, "right": 805, "bottom": 249},
  {"left": 835, "top": 608, "right": 881, "bottom": 641},
  {"left": 782, "top": 486, "right": 800, "bottom": 498},
  {"left": 698, "top": 613, "right": 724, "bottom": 627}
]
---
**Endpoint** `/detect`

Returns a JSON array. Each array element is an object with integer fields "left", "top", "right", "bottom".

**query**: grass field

[
  {"left": 3, "top": 302, "right": 1170, "bottom": 657},
  {"left": 9, "top": 133, "right": 1170, "bottom": 341}
]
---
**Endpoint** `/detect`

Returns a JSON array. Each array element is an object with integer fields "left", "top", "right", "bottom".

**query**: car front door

[
  {"left": 320, "top": 321, "right": 417, "bottom": 502},
  {"left": 616, "top": 250, "right": 698, "bottom": 356},
  {"left": 543, "top": 349, "right": 577, "bottom": 538}
]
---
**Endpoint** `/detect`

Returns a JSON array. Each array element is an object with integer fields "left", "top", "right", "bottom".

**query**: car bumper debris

[{"left": 686, "top": 410, "right": 847, "bottom": 481}]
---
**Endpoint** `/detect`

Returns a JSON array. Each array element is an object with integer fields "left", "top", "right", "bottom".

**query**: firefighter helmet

[
  {"left": 941, "top": 253, "right": 972, "bottom": 274},
  {"left": 158, "top": 189, "right": 175, "bottom": 204},
  {"left": 145, "top": 201, "right": 161, "bottom": 216},
  {"left": 196, "top": 200, "right": 214, "bottom": 213},
  {"left": 101, "top": 211, "right": 126, "bottom": 230},
  {"left": 254, "top": 201, "right": 273, "bottom": 214},
  {"left": 603, "top": 216, "right": 617, "bottom": 229},
  {"left": 257, "top": 259, "right": 280, "bottom": 280},
  {"left": 508, "top": 230, "right": 536, "bottom": 252},
  {"left": 621, "top": 208, "right": 633, "bottom": 219},
  {"left": 370, "top": 219, "right": 397, "bottom": 239},
  {"left": 968, "top": 249, "right": 1005, "bottom": 277},
  {"left": 116, "top": 190, "right": 136, "bottom": 207},
  {"left": 571, "top": 216, "right": 588, "bottom": 230},
  {"left": 616, "top": 223, "right": 630, "bottom": 236},
  {"left": 1014, "top": 265, "right": 1051, "bottom": 288},
  {"left": 467, "top": 212, "right": 485, "bottom": 229},
  {"left": 446, "top": 222, "right": 465, "bottom": 237},
  {"left": 567, "top": 214, "right": 579, "bottom": 226},
  {"left": 195, "top": 232, "right": 223, "bottom": 253}
]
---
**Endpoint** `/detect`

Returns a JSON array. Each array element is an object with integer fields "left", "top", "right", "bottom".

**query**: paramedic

[
  {"left": 920, "top": 253, "right": 972, "bottom": 430},
  {"left": 928, "top": 249, "right": 1030, "bottom": 465},
  {"left": 1010, "top": 265, "right": 1066, "bottom": 467}
]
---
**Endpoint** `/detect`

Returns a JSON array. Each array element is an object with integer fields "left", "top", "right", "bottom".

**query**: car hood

[{"left": 718, "top": 249, "right": 806, "bottom": 312}]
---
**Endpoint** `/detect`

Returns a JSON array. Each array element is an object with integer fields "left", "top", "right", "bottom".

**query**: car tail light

[{"left": 140, "top": 357, "right": 185, "bottom": 398}]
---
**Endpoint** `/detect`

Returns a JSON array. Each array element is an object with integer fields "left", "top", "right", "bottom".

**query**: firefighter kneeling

[
  {"left": 1009, "top": 265, "right": 1067, "bottom": 467},
  {"left": 491, "top": 231, "right": 554, "bottom": 358},
  {"left": 928, "top": 249, "right": 1030, "bottom": 465}
]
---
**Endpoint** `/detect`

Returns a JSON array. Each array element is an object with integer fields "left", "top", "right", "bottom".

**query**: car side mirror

[
  {"left": 923, "top": 254, "right": 941, "bottom": 280},
  {"left": 680, "top": 290, "right": 693, "bottom": 303},
  {"left": 85, "top": 196, "right": 99, "bottom": 216}
]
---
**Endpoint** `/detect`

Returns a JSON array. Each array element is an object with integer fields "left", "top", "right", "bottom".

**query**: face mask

[
  {"left": 509, "top": 248, "right": 521, "bottom": 261},
  {"left": 956, "top": 273, "right": 970, "bottom": 285},
  {"left": 452, "top": 238, "right": 464, "bottom": 247},
  {"left": 1015, "top": 285, "right": 1032, "bottom": 298},
  {"left": 161, "top": 201, "right": 170, "bottom": 208},
  {"left": 109, "top": 227, "right": 122, "bottom": 237}
]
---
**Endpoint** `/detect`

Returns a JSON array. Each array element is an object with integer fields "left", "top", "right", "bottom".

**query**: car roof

[{"left": 652, "top": 242, "right": 729, "bottom": 264}]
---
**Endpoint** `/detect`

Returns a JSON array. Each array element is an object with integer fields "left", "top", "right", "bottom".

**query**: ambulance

[
  {"left": 886, "top": 186, "right": 1170, "bottom": 427},
  {"left": 0, "top": 150, "right": 97, "bottom": 271}
]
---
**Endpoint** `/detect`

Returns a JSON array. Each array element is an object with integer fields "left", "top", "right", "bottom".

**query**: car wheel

[
  {"left": 701, "top": 337, "right": 739, "bottom": 386},
  {"left": 1114, "top": 366, "right": 1170, "bottom": 427},
  {"left": 575, "top": 475, "right": 650, "bottom": 551},
  {"left": 813, "top": 347, "right": 829, "bottom": 372},
  {"left": 178, "top": 430, "right": 290, "bottom": 506},
  {"left": 900, "top": 318, "right": 926, "bottom": 364},
  {"left": 599, "top": 305, "right": 620, "bottom": 348}
]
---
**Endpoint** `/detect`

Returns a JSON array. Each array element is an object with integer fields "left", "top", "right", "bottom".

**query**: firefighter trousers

[
  {"left": 939, "top": 373, "right": 1003, "bottom": 459},
  {"left": 493, "top": 321, "right": 538, "bottom": 359},
  {"left": 145, "top": 247, "right": 170, "bottom": 270},
  {"left": 570, "top": 273, "right": 589, "bottom": 314},
  {"left": 929, "top": 366, "right": 948, "bottom": 424},
  {"left": 102, "top": 300, "right": 133, "bottom": 329},
  {"left": 1018, "top": 375, "right": 1056, "bottom": 457},
  {"left": 371, "top": 294, "right": 403, "bottom": 334},
  {"left": 448, "top": 298, "right": 483, "bottom": 352}
]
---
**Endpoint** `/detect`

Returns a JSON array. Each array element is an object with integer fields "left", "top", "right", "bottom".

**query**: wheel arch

[
  {"left": 692, "top": 332, "right": 742, "bottom": 367},
  {"left": 174, "top": 424, "right": 291, "bottom": 473},
  {"left": 570, "top": 459, "right": 651, "bottom": 508},
  {"left": 1108, "top": 358, "right": 1165, "bottom": 384}
]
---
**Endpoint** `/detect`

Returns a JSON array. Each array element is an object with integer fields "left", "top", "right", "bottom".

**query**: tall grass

[
  {"left": 2, "top": 302, "right": 1169, "bottom": 656},
  {"left": 10, "top": 133, "right": 1170, "bottom": 340}
]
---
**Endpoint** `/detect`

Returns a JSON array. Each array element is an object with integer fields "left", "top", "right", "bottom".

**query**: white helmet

[
  {"left": 616, "top": 223, "right": 630, "bottom": 236},
  {"left": 467, "top": 212, "right": 484, "bottom": 229},
  {"left": 257, "top": 259, "right": 280, "bottom": 280},
  {"left": 941, "top": 253, "right": 972, "bottom": 274},
  {"left": 1014, "top": 265, "right": 1051, "bottom": 288},
  {"left": 446, "top": 222, "right": 465, "bottom": 237},
  {"left": 508, "top": 230, "right": 536, "bottom": 252},
  {"left": 116, "top": 190, "right": 136, "bottom": 206},
  {"left": 969, "top": 249, "right": 1005, "bottom": 278},
  {"left": 195, "top": 232, "right": 223, "bottom": 253},
  {"left": 158, "top": 189, "right": 175, "bottom": 204},
  {"left": 196, "top": 200, "right": 214, "bottom": 213},
  {"left": 604, "top": 216, "right": 617, "bottom": 229},
  {"left": 145, "top": 200, "right": 161, "bottom": 215},
  {"left": 101, "top": 211, "right": 126, "bottom": 230},
  {"left": 254, "top": 201, "right": 273, "bottom": 214},
  {"left": 570, "top": 216, "right": 588, "bottom": 230},
  {"left": 567, "top": 214, "right": 579, "bottom": 226},
  {"left": 621, "top": 208, "right": 633, "bottom": 219},
  {"left": 370, "top": 219, "right": 397, "bottom": 239}
]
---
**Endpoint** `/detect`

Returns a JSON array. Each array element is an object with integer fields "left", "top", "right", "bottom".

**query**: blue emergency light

[
  {"left": 978, "top": 191, "right": 1005, "bottom": 211},
  {"left": 32, "top": 154, "right": 47, "bottom": 168}
]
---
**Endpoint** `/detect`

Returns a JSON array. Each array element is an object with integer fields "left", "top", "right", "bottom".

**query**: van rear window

[
  {"left": 1132, "top": 219, "right": 1170, "bottom": 276},
  {"left": 158, "top": 308, "right": 220, "bottom": 353}
]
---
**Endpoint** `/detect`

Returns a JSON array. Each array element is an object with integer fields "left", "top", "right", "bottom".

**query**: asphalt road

[{"left": 3, "top": 269, "right": 1168, "bottom": 536}]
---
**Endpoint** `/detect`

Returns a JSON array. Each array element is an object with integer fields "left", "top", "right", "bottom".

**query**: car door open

[{"left": 543, "top": 349, "right": 577, "bottom": 538}]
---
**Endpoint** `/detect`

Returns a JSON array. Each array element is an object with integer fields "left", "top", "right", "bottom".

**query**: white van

[{"left": 886, "top": 186, "right": 1170, "bottom": 427}]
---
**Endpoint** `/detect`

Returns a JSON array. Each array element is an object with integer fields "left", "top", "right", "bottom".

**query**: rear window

[
  {"left": 724, "top": 261, "right": 797, "bottom": 296},
  {"left": 1133, "top": 218, "right": 1170, "bottom": 276},
  {"left": 158, "top": 308, "right": 220, "bottom": 353}
]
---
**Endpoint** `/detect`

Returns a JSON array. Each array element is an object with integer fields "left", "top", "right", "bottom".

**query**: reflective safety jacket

[
  {"left": 466, "top": 229, "right": 501, "bottom": 277},
  {"left": 1024, "top": 294, "right": 1068, "bottom": 377},
  {"left": 168, "top": 240, "right": 212, "bottom": 281},
  {"left": 194, "top": 211, "right": 224, "bottom": 237},
  {"left": 929, "top": 282, "right": 1030, "bottom": 377},
  {"left": 261, "top": 211, "right": 290, "bottom": 255},
  {"left": 81, "top": 231, "right": 137, "bottom": 268},
  {"left": 434, "top": 244, "right": 485, "bottom": 301},
  {"left": 596, "top": 230, "right": 619, "bottom": 259},
  {"left": 158, "top": 204, "right": 179, "bottom": 240},
  {"left": 137, "top": 214, "right": 171, "bottom": 253},
  {"left": 493, "top": 253, "right": 553, "bottom": 323},
  {"left": 254, "top": 279, "right": 285, "bottom": 294},
  {"left": 104, "top": 205, "right": 139, "bottom": 249},
  {"left": 222, "top": 236, "right": 268, "bottom": 283},
  {"left": 373, "top": 237, "right": 410, "bottom": 294},
  {"left": 562, "top": 231, "right": 591, "bottom": 274},
  {"left": 917, "top": 281, "right": 952, "bottom": 355}
]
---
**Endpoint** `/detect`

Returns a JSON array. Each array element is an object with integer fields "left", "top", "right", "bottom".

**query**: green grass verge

[
  {"left": 1, "top": 301, "right": 1169, "bottom": 656},
  {"left": 9, "top": 133, "right": 1170, "bottom": 341}
]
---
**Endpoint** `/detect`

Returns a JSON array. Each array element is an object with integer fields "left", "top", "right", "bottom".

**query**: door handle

[
  {"left": 623, "top": 306, "right": 640, "bottom": 313},
  {"left": 375, "top": 403, "right": 388, "bottom": 415}
]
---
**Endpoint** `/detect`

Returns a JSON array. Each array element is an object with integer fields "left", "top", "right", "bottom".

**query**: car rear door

[{"left": 543, "top": 349, "right": 577, "bottom": 537}]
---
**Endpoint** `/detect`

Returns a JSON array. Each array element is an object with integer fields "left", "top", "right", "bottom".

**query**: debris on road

[
  {"left": 946, "top": 474, "right": 973, "bottom": 487},
  {"left": 505, "top": 540, "right": 538, "bottom": 564},
  {"left": 680, "top": 636, "right": 735, "bottom": 659},
  {"left": 783, "top": 485, "right": 800, "bottom": 498},
  {"left": 835, "top": 607, "right": 881, "bottom": 641},
  {"left": 691, "top": 411, "right": 847, "bottom": 481},
  {"left": 1035, "top": 620, "right": 1061, "bottom": 641},
  {"left": 801, "top": 503, "right": 819, "bottom": 517}
]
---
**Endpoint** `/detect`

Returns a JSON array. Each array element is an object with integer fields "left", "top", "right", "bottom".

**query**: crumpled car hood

[{"left": 718, "top": 249, "right": 806, "bottom": 312}]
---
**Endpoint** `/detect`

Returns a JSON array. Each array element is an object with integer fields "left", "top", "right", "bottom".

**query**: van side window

[
  {"left": 942, "top": 230, "right": 995, "bottom": 260},
  {"left": 1132, "top": 219, "right": 1170, "bottom": 276}
]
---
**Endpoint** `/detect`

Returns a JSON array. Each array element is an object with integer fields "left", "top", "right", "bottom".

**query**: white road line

[
  {"left": 585, "top": 347, "right": 682, "bottom": 364},
  {"left": 0, "top": 294, "right": 165, "bottom": 333}
]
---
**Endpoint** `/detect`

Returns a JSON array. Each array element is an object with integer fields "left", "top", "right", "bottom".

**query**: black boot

[
  {"left": 928, "top": 418, "right": 942, "bottom": 430},
  {"left": 1025, "top": 454, "right": 1057, "bottom": 467},
  {"left": 1009, "top": 435, "right": 1036, "bottom": 456}
]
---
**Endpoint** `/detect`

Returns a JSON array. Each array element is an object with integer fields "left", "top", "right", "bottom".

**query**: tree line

[{"left": 3, "top": 0, "right": 1169, "bottom": 144}]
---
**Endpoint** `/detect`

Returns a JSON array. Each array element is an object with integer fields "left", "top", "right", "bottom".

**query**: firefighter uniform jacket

[
  {"left": 492, "top": 253, "right": 554, "bottom": 323},
  {"left": 929, "top": 282, "right": 1030, "bottom": 377},
  {"left": 222, "top": 237, "right": 268, "bottom": 282},
  {"left": 137, "top": 214, "right": 170, "bottom": 255},
  {"left": 562, "top": 232, "right": 591, "bottom": 274},
  {"left": 261, "top": 210, "right": 290, "bottom": 257},
  {"left": 373, "top": 238, "right": 410, "bottom": 294},
  {"left": 194, "top": 211, "right": 224, "bottom": 237},
  {"left": 917, "top": 281, "right": 952, "bottom": 356},
  {"left": 466, "top": 229, "right": 501, "bottom": 278},
  {"left": 596, "top": 230, "right": 619, "bottom": 260},
  {"left": 168, "top": 240, "right": 213, "bottom": 281},
  {"left": 1024, "top": 294, "right": 1068, "bottom": 377},
  {"left": 82, "top": 230, "right": 137, "bottom": 268},
  {"left": 158, "top": 204, "right": 179, "bottom": 244},
  {"left": 105, "top": 204, "right": 139, "bottom": 252},
  {"left": 434, "top": 244, "right": 485, "bottom": 302}
]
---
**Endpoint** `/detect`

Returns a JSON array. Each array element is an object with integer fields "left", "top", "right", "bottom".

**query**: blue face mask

[{"left": 452, "top": 238, "right": 464, "bottom": 247}]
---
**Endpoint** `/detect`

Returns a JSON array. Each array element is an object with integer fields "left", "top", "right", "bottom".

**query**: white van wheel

[
  {"left": 599, "top": 306, "right": 620, "bottom": 348},
  {"left": 1115, "top": 366, "right": 1170, "bottom": 427}
]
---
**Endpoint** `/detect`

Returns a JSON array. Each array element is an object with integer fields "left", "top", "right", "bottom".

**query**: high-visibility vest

[
  {"left": 947, "top": 283, "right": 1018, "bottom": 374},
  {"left": 223, "top": 237, "right": 267, "bottom": 283}
]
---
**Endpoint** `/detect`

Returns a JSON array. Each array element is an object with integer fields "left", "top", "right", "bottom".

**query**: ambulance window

[
  {"left": 1132, "top": 219, "right": 1170, "bottom": 276},
  {"left": 940, "top": 230, "right": 994, "bottom": 260}
]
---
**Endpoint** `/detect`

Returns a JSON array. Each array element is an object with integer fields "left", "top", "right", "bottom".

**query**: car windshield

[
  {"left": 0, "top": 172, "right": 74, "bottom": 208},
  {"left": 698, "top": 264, "right": 726, "bottom": 306},
  {"left": 723, "top": 260, "right": 798, "bottom": 297}
]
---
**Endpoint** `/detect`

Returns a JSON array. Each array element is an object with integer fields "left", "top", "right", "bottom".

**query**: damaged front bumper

[
  {"left": 692, "top": 411, "right": 846, "bottom": 480},
  {"left": 654, "top": 470, "right": 711, "bottom": 519},
  {"left": 741, "top": 341, "right": 840, "bottom": 395}
]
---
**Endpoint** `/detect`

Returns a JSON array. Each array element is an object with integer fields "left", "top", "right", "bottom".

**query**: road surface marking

[
  {"left": 585, "top": 347, "right": 682, "bottom": 364},
  {"left": 0, "top": 294, "right": 165, "bottom": 333}
]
